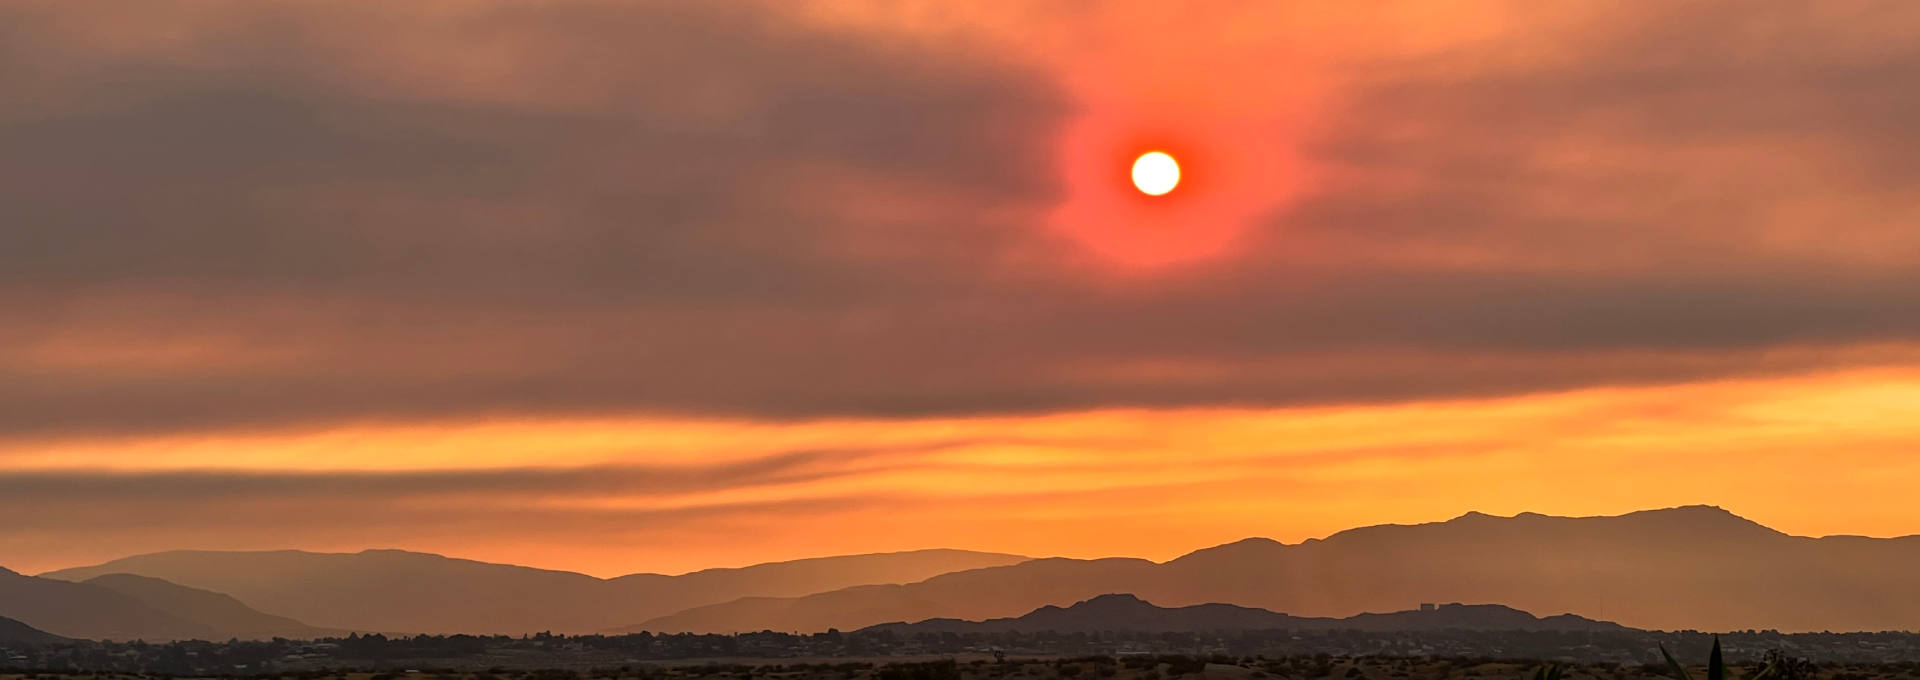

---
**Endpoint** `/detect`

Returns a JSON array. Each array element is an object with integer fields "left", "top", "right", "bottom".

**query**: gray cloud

[
  {"left": 6, "top": 1, "right": 1920, "bottom": 436},
  {"left": 0, "top": 452, "right": 880, "bottom": 503}
]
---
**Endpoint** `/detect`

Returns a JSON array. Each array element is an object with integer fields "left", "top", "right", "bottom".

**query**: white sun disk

[{"left": 1132, "top": 151, "right": 1180, "bottom": 196}]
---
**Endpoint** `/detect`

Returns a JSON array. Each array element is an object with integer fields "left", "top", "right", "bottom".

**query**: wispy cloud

[{"left": 8, "top": 368, "right": 1920, "bottom": 575}]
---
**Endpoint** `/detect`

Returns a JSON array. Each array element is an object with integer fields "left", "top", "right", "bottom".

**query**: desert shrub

[
  {"left": 877, "top": 661, "right": 960, "bottom": 680},
  {"left": 1763, "top": 652, "right": 1818, "bottom": 680},
  {"left": 1167, "top": 658, "right": 1208, "bottom": 677}
]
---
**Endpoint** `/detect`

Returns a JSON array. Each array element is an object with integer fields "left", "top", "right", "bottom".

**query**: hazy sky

[{"left": 7, "top": 0, "right": 1920, "bottom": 576}]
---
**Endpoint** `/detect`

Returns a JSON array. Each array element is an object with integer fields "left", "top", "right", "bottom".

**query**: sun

[{"left": 1131, "top": 151, "right": 1180, "bottom": 196}]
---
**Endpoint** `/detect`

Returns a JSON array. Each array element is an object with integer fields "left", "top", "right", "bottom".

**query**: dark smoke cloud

[{"left": 5, "top": 1, "right": 1920, "bottom": 436}]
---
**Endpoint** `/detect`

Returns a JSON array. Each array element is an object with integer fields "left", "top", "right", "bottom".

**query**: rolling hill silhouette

[
  {"left": 0, "top": 566, "right": 216, "bottom": 641},
  {"left": 0, "top": 567, "right": 346, "bottom": 641},
  {"left": 862, "top": 594, "right": 1627, "bottom": 633},
  {"left": 0, "top": 614, "right": 68, "bottom": 646},
  {"left": 628, "top": 507, "right": 1920, "bottom": 634},
  {"left": 44, "top": 548, "right": 1029, "bottom": 635},
  {"left": 81, "top": 573, "right": 345, "bottom": 640},
  {"left": 32, "top": 507, "right": 1920, "bottom": 638}
]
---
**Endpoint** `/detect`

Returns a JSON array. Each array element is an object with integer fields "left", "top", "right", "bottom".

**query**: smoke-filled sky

[{"left": 8, "top": 0, "right": 1920, "bottom": 576}]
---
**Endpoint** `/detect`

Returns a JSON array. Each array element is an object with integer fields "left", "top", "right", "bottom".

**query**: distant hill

[
  {"left": 625, "top": 507, "right": 1920, "bottom": 634},
  {"left": 0, "top": 614, "right": 68, "bottom": 646},
  {"left": 630, "top": 557, "right": 1161, "bottom": 634},
  {"left": 43, "top": 549, "right": 1029, "bottom": 635},
  {"left": 863, "top": 594, "right": 1627, "bottom": 634},
  {"left": 81, "top": 574, "right": 345, "bottom": 640},
  {"left": 1339, "top": 603, "right": 1624, "bottom": 632},
  {"left": 862, "top": 594, "right": 1307, "bottom": 634},
  {"left": 0, "top": 567, "right": 215, "bottom": 641}
]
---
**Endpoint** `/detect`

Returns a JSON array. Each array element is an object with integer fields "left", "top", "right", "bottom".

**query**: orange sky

[
  {"left": 10, "top": 362, "right": 1920, "bottom": 576},
  {"left": 7, "top": 0, "right": 1920, "bottom": 577}
]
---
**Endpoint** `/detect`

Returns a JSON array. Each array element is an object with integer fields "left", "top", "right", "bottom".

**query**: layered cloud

[
  {"left": 7, "top": 367, "right": 1920, "bottom": 576},
  {"left": 6, "top": 1, "right": 1920, "bottom": 573}
]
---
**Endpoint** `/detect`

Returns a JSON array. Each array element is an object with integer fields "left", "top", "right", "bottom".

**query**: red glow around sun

[{"left": 1049, "top": 106, "right": 1308, "bottom": 269}]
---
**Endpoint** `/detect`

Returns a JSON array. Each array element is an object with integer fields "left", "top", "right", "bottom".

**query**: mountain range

[
  {"left": 81, "top": 573, "right": 345, "bottom": 640},
  {"left": 629, "top": 506, "right": 1920, "bottom": 634},
  {"left": 0, "top": 565, "right": 345, "bottom": 641},
  {"left": 40, "top": 548, "right": 1029, "bottom": 635},
  {"left": 18, "top": 506, "right": 1920, "bottom": 639},
  {"left": 2, "top": 566, "right": 212, "bottom": 641},
  {"left": 863, "top": 594, "right": 1627, "bottom": 634}
]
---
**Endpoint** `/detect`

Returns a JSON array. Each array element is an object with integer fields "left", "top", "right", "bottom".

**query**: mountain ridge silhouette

[
  {"left": 630, "top": 506, "right": 1920, "bottom": 634},
  {"left": 32, "top": 507, "right": 1920, "bottom": 638},
  {"left": 42, "top": 548, "right": 1031, "bottom": 634},
  {"left": 0, "top": 566, "right": 217, "bottom": 641},
  {"left": 0, "top": 612, "right": 69, "bottom": 646},
  {"left": 862, "top": 593, "right": 1627, "bottom": 634}
]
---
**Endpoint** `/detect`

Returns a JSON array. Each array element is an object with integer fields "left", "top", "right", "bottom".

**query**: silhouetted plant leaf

[{"left": 1661, "top": 643, "right": 1694, "bottom": 680}]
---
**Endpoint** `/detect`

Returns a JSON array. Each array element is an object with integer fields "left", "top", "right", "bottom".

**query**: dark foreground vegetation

[
  {"left": 4, "top": 652, "right": 1920, "bottom": 680},
  {"left": 10, "top": 629, "right": 1920, "bottom": 675}
]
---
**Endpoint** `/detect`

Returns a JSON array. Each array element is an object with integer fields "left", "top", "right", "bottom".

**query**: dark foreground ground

[
  {"left": 8, "top": 629, "right": 1920, "bottom": 675},
  {"left": 2, "top": 654, "right": 1919, "bottom": 680}
]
